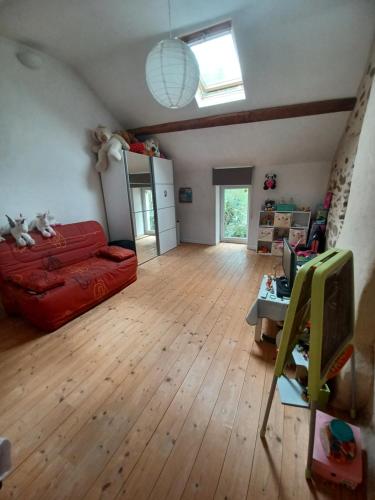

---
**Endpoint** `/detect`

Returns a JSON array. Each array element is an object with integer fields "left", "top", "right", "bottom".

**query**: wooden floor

[
  {"left": 135, "top": 235, "right": 158, "bottom": 264},
  {"left": 0, "top": 244, "right": 367, "bottom": 500}
]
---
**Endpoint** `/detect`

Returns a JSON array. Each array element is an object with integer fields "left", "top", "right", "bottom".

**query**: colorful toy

[
  {"left": 313, "top": 411, "right": 362, "bottom": 489},
  {"left": 323, "top": 191, "right": 333, "bottom": 209},
  {"left": 264, "top": 199, "right": 276, "bottom": 211},
  {"left": 29, "top": 212, "right": 56, "bottom": 238},
  {"left": 263, "top": 173, "right": 277, "bottom": 190},
  {"left": 115, "top": 129, "right": 138, "bottom": 146},
  {"left": 91, "top": 126, "right": 130, "bottom": 173},
  {"left": 129, "top": 142, "right": 146, "bottom": 155},
  {"left": 144, "top": 138, "right": 160, "bottom": 157},
  {"left": 265, "top": 274, "right": 274, "bottom": 291},
  {"left": 6, "top": 214, "right": 35, "bottom": 247}
]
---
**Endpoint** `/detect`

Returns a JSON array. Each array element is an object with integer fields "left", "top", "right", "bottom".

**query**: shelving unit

[{"left": 257, "top": 210, "right": 311, "bottom": 255}]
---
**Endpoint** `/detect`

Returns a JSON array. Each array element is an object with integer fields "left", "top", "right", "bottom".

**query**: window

[
  {"left": 220, "top": 186, "right": 250, "bottom": 243},
  {"left": 181, "top": 21, "right": 245, "bottom": 108}
]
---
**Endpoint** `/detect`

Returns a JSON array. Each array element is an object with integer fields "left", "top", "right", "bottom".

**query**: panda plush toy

[{"left": 263, "top": 174, "right": 277, "bottom": 190}]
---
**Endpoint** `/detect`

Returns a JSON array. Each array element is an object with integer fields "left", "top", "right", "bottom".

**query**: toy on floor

[
  {"left": 91, "top": 125, "right": 130, "bottom": 173},
  {"left": 313, "top": 411, "right": 362, "bottom": 489},
  {"left": 30, "top": 212, "right": 56, "bottom": 238},
  {"left": 5, "top": 214, "right": 35, "bottom": 247}
]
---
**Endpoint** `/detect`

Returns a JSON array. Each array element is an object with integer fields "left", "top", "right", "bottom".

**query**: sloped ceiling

[
  {"left": 1, "top": 0, "right": 374, "bottom": 130},
  {"left": 1, "top": 0, "right": 374, "bottom": 168}
]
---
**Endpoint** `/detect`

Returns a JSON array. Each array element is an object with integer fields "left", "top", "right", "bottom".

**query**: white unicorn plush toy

[
  {"left": 0, "top": 221, "right": 8, "bottom": 242},
  {"left": 6, "top": 214, "right": 35, "bottom": 247},
  {"left": 30, "top": 212, "right": 56, "bottom": 238}
]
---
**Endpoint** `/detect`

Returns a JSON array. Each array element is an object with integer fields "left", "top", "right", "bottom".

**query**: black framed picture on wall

[{"left": 179, "top": 187, "right": 192, "bottom": 203}]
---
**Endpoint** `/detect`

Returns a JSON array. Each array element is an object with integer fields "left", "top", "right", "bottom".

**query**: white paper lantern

[{"left": 145, "top": 38, "right": 200, "bottom": 109}]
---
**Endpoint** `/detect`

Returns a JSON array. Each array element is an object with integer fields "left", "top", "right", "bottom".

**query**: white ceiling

[{"left": 0, "top": 0, "right": 374, "bottom": 129}]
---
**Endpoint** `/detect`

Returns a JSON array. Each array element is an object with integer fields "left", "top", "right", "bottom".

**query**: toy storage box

[
  {"left": 271, "top": 241, "right": 283, "bottom": 256},
  {"left": 258, "top": 227, "right": 274, "bottom": 242},
  {"left": 312, "top": 410, "right": 362, "bottom": 489},
  {"left": 289, "top": 228, "right": 307, "bottom": 246},
  {"left": 274, "top": 212, "right": 292, "bottom": 228}
]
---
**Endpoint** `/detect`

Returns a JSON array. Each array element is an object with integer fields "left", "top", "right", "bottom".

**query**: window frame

[{"left": 180, "top": 21, "right": 245, "bottom": 106}]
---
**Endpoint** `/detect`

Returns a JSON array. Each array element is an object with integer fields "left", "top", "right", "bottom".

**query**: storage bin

[
  {"left": 258, "top": 227, "right": 274, "bottom": 242},
  {"left": 276, "top": 203, "right": 296, "bottom": 212},
  {"left": 271, "top": 241, "right": 284, "bottom": 256},
  {"left": 274, "top": 212, "right": 292, "bottom": 228},
  {"left": 289, "top": 228, "right": 307, "bottom": 246}
]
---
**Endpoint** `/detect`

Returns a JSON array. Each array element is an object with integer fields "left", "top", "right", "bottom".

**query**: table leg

[{"left": 254, "top": 318, "right": 262, "bottom": 342}]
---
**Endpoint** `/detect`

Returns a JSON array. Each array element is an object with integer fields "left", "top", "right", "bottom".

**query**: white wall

[
  {"left": 0, "top": 36, "right": 120, "bottom": 229},
  {"left": 173, "top": 160, "right": 330, "bottom": 247},
  {"left": 159, "top": 117, "right": 341, "bottom": 246}
]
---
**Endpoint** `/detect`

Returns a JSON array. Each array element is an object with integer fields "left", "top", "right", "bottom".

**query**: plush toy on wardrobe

[
  {"left": 29, "top": 212, "right": 56, "bottom": 238},
  {"left": 91, "top": 125, "right": 130, "bottom": 173},
  {"left": 5, "top": 214, "right": 35, "bottom": 247},
  {"left": 144, "top": 138, "right": 160, "bottom": 157}
]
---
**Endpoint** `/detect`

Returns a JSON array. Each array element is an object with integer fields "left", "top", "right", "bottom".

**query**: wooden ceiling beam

[{"left": 129, "top": 97, "right": 356, "bottom": 136}]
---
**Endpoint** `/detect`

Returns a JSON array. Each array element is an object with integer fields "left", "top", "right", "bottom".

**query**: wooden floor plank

[
  {"left": 246, "top": 345, "right": 284, "bottom": 500},
  {"left": 214, "top": 340, "right": 268, "bottom": 500}
]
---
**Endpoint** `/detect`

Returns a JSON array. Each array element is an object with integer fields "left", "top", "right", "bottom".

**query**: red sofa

[{"left": 0, "top": 221, "right": 137, "bottom": 332}]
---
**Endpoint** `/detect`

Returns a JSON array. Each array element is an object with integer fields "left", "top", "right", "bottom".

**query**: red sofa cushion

[
  {"left": 6, "top": 270, "right": 65, "bottom": 293},
  {"left": 96, "top": 246, "right": 134, "bottom": 262},
  {"left": 1, "top": 256, "right": 137, "bottom": 331}
]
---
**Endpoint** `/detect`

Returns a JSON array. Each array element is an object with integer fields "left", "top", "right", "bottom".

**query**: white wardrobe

[
  {"left": 101, "top": 151, "right": 177, "bottom": 262},
  {"left": 152, "top": 156, "right": 177, "bottom": 254}
]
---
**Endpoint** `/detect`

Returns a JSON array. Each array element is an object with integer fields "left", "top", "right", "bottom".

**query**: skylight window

[{"left": 181, "top": 21, "right": 246, "bottom": 108}]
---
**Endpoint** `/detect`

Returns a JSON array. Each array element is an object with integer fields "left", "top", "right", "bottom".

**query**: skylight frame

[{"left": 180, "top": 21, "right": 246, "bottom": 108}]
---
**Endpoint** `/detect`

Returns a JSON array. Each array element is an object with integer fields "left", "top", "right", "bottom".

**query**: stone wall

[{"left": 326, "top": 40, "right": 375, "bottom": 247}]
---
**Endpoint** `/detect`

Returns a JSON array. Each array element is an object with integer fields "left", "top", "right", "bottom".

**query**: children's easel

[{"left": 260, "top": 249, "right": 356, "bottom": 478}]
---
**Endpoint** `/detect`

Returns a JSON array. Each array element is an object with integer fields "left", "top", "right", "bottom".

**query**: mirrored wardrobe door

[{"left": 126, "top": 151, "right": 159, "bottom": 265}]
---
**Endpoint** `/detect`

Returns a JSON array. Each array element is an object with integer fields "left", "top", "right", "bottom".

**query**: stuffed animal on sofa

[
  {"left": 91, "top": 126, "right": 130, "bottom": 173},
  {"left": 5, "top": 214, "right": 35, "bottom": 247},
  {"left": 30, "top": 212, "right": 56, "bottom": 238},
  {"left": 263, "top": 174, "right": 277, "bottom": 190}
]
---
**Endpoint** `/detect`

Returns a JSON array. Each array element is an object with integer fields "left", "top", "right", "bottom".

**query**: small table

[{"left": 246, "top": 275, "right": 290, "bottom": 341}]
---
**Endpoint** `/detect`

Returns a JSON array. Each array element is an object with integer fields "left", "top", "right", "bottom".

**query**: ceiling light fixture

[{"left": 145, "top": 0, "right": 200, "bottom": 109}]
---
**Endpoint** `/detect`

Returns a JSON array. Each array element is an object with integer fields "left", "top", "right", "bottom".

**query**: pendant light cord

[{"left": 168, "top": 0, "right": 172, "bottom": 39}]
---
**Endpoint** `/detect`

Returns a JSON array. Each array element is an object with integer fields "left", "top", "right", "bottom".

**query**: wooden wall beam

[{"left": 129, "top": 97, "right": 356, "bottom": 136}]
